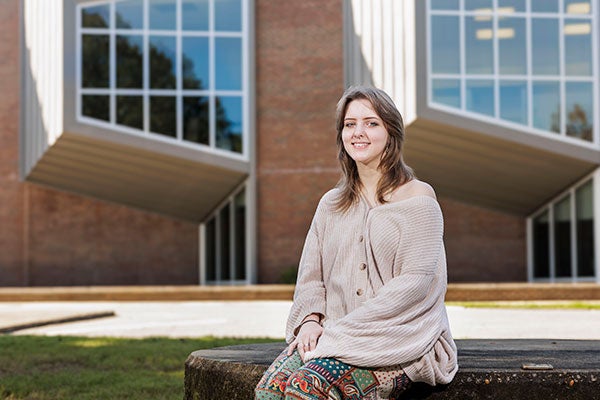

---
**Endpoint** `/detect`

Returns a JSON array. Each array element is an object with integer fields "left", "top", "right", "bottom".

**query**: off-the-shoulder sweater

[{"left": 285, "top": 188, "right": 458, "bottom": 386}]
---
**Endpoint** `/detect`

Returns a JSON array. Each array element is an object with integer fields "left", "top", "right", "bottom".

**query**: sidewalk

[{"left": 2, "top": 301, "right": 600, "bottom": 340}]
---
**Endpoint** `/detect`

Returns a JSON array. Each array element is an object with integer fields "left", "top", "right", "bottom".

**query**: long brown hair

[{"left": 334, "top": 86, "right": 415, "bottom": 212}]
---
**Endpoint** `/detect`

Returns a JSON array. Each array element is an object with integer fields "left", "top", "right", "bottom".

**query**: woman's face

[{"left": 342, "top": 99, "right": 389, "bottom": 170}]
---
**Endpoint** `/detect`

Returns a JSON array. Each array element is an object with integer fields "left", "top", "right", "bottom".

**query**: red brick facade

[{"left": 0, "top": 0, "right": 197, "bottom": 286}]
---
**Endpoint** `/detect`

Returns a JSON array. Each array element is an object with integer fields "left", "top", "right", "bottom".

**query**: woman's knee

[{"left": 283, "top": 366, "right": 330, "bottom": 398}]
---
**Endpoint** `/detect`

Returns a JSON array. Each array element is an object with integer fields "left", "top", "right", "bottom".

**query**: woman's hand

[{"left": 287, "top": 319, "right": 323, "bottom": 361}]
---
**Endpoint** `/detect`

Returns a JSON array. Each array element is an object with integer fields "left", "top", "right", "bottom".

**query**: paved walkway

[{"left": 2, "top": 301, "right": 600, "bottom": 339}]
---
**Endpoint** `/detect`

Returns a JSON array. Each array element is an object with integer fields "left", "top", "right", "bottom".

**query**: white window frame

[
  {"left": 426, "top": 0, "right": 599, "bottom": 149},
  {"left": 75, "top": 0, "right": 250, "bottom": 161},
  {"left": 527, "top": 169, "right": 600, "bottom": 283}
]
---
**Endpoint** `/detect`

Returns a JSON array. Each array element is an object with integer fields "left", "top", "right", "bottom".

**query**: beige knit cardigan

[{"left": 285, "top": 189, "right": 458, "bottom": 386}]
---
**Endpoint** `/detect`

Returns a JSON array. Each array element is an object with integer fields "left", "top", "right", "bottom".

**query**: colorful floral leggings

[{"left": 255, "top": 349, "right": 411, "bottom": 400}]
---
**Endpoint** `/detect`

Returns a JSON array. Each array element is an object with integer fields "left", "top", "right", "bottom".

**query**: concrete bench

[{"left": 184, "top": 339, "right": 600, "bottom": 399}]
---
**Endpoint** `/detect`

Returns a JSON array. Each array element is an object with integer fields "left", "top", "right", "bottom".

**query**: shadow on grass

[{"left": 0, "top": 335, "right": 280, "bottom": 400}]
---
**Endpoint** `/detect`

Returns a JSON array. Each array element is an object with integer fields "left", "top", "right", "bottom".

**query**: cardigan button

[
  {"left": 356, "top": 289, "right": 364, "bottom": 296},
  {"left": 359, "top": 263, "right": 366, "bottom": 271},
  {"left": 359, "top": 235, "right": 364, "bottom": 242}
]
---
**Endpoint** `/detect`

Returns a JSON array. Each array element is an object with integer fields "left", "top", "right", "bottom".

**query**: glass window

[
  {"left": 531, "top": 18, "right": 560, "bottom": 75},
  {"left": 116, "top": 35, "right": 143, "bottom": 88},
  {"left": 150, "top": 36, "right": 177, "bottom": 89},
  {"left": 532, "top": 0, "right": 558, "bottom": 12},
  {"left": 466, "top": 79, "right": 494, "bottom": 116},
  {"left": 82, "top": 5, "right": 110, "bottom": 28},
  {"left": 533, "top": 210, "right": 550, "bottom": 279},
  {"left": 219, "top": 204, "right": 231, "bottom": 280},
  {"left": 465, "top": 16, "right": 493, "bottom": 74},
  {"left": 532, "top": 81, "right": 560, "bottom": 133},
  {"left": 216, "top": 96, "right": 243, "bottom": 153},
  {"left": 431, "top": 16, "right": 460, "bottom": 74},
  {"left": 82, "top": 95, "right": 109, "bottom": 121},
  {"left": 576, "top": 180, "right": 595, "bottom": 277},
  {"left": 205, "top": 218, "right": 216, "bottom": 281},
  {"left": 116, "top": 0, "right": 143, "bottom": 29},
  {"left": 150, "top": 96, "right": 177, "bottom": 137},
  {"left": 116, "top": 96, "right": 144, "bottom": 130},
  {"left": 465, "top": 0, "right": 492, "bottom": 11},
  {"left": 498, "top": 0, "right": 525, "bottom": 12},
  {"left": 149, "top": 0, "right": 176, "bottom": 30},
  {"left": 498, "top": 17, "right": 526, "bottom": 75},
  {"left": 554, "top": 196, "right": 572, "bottom": 278},
  {"left": 565, "top": 0, "right": 591, "bottom": 14},
  {"left": 500, "top": 80, "right": 527, "bottom": 124},
  {"left": 182, "top": 0, "right": 209, "bottom": 31},
  {"left": 432, "top": 79, "right": 461, "bottom": 108},
  {"left": 82, "top": 35, "right": 109, "bottom": 88},
  {"left": 215, "top": 0, "right": 242, "bottom": 31},
  {"left": 215, "top": 38, "right": 242, "bottom": 90},
  {"left": 183, "top": 96, "right": 209, "bottom": 144},
  {"left": 430, "top": 0, "right": 459, "bottom": 10},
  {"left": 566, "top": 82, "right": 593, "bottom": 141},
  {"left": 182, "top": 37, "right": 209, "bottom": 90},
  {"left": 234, "top": 189, "right": 246, "bottom": 280},
  {"left": 564, "top": 19, "right": 593, "bottom": 76}
]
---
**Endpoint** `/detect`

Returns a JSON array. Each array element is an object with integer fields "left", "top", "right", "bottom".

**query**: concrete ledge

[
  {"left": 184, "top": 340, "right": 600, "bottom": 400},
  {"left": 0, "top": 283, "right": 599, "bottom": 302}
]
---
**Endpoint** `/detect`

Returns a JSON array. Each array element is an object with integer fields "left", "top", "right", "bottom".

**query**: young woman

[{"left": 255, "top": 86, "right": 458, "bottom": 399}]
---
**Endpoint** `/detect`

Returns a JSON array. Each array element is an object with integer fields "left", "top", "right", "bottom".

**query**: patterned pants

[{"left": 255, "top": 349, "right": 411, "bottom": 400}]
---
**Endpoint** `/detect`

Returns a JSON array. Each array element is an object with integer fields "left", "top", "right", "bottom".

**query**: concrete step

[{"left": 185, "top": 340, "right": 600, "bottom": 399}]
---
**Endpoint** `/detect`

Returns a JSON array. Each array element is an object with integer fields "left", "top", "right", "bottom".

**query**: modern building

[{"left": 1, "top": 0, "right": 598, "bottom": 286}]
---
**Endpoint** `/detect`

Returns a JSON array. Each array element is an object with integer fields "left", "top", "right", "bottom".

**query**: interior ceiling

[{"left": 404, "top": 118, "right": 598, "bottom": 216}]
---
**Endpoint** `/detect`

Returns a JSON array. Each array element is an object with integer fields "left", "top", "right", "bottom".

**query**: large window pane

[
  {"left": 576, "top": 180, "right": 595, "bottom": 277},
  {"left": 532, "top": 0, "right": 558, "bottom": 13},
  {"left": 116, "top": 35, "right": 143, "bottom": 88},
  {"left": 565, "top": 82, "right": 593, "bottom": 141},
  {"left": 498, "top": 18, "right": 526, "bottom": 75},
  {"left": 466, "top": 80, "right": 494, "bottom": 116},
  {"left": 565, "top": 0, "right": 591, "bottom": 15},
  {"left": 116, "top": 0, "right": 143, "bottom": 29},
  {"left": 82, "top": 95, "right": 109, "bottom": 121},
  {"left": 150, "top": 36, "right": 177, "bottom": 89},
  {"left": 149, "top": 0, "right": 176, "bottom": 30},
  {"left": 182, "top": 37, "right": 209, "bottom": 90},
  {"left": 554, "top": 196, "right": 572, "bottom": 278},
  {"left": 430, "top": 0, "right": 459, "bottom": 10},
  {"left": 532, "top": 81, "right": 560, "bottom": 133},
  {"left": 183, "top": 96, "right": 209, "bottom": 145},
  {"left": 82, "top": 35, "right": 109, "bottom": 88},
  {"left": 532, "top": 18, "right": 559, "bottom": 75},
  {"left": 216, "top": 96, "right": 243, "bottom": 153},
  {"left": 219, "top": 204, "right": 231, "bottom": 281},
  {"left": 150, "top": 96, "right": 176, "bottom": 137},
  {"left": 431, "top": 16, "right": 460, "bottom": 74},
  {"left": 234, "top": 190, "right": 246, "bottom": 280},
  {"left": 215, "top": 0, "right": 242, "bottom": 31},
  {"left": 432, "top": 79, "right": 461, "bottom": 108},
  {"left": 498, "top": 0, "right": 525, "bottom": 12},
  {"left": 465, "top": 0, "right": 492, "bottom": 10},
  {"left": 82, "top": 5, "right": 109, "bottom": 28},
  {"left": 182, "top": 0, "right": 209, "bottom": 31},
  {"left": 215, "top": 38, "right": 242, "bottom": 90},
  {"left": 116, "top": 96, "right": 143, "bottom": 130},
  {"left": 205, "top": 217, "right": 216, "bottom": 281},
  {"left": 500, "top": 80, "right": 527, "bottom": 124},
  {"left": 533, "top": 210, "right": 550, "bottom": 279},
  {"left": 564, "top": 19, "right": 593, "bottom": 76},
  {"left": 465, "top": 17, "right": 493, "bottom": 74}
]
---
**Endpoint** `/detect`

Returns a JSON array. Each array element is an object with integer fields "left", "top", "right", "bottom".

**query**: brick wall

[
  {"left": 255, "top": 0, "right": 344, "bottom": 283},
  {"left": 0, "top": 0, "right": 198, "bottom": 286}
]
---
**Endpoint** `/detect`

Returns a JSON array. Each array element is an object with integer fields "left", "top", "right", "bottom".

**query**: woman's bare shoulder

[{"left": 389, "top": 179, "right": 437, "bottom": 203}]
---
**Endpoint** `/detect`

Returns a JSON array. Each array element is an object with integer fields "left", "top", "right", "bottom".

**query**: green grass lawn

[{"left": 0, "top": 335, "right": 281, "bottom": 400}]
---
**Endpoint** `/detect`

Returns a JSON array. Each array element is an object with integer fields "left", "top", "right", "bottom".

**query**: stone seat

[{"left": 184, "top": 339, "right": 600, "bottom": 399}]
